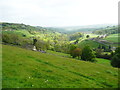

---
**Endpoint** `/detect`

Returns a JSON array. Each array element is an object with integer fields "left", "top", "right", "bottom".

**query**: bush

[
  {"left": 111, "top": 47, "right": 120, "bottom": 68},
  {"left": 35, "top": 40, "right": 49, "bottom": 51},
  {"left": 70, "top": 48, "right": 82, "bottom": 58},
  {"left": 2, "top": 33, "right": 21, "bottom": 45},
  {"left": 111, "top": 54, "right": 120, "bottom": 68},
  {"left": 81, "top": 46, "right": 96, "bottom": 62}
]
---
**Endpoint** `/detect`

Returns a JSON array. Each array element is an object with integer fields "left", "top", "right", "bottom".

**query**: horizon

[{"left": 0, "top": 0, "right": 119, "bottom": 27}]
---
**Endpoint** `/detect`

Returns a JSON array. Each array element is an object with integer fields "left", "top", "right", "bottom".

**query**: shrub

[
  {"left": 81, "top": 46, "right": 96, "bottom": 62},
  {"left": 111, "top": 54, "right": 120, "bottom": 68},
  {"left": 111, "top": 47, "right": 120, "bottom": 68},
  {"left": 70, "top": 48, "right": 82, "bottom": 58}
]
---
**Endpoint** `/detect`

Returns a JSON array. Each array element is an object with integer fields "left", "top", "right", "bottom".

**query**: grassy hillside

[
  {"left": 92, "top": 26, "right": 118, "bottom": 35},
  {"left": 2, "top": 45, "right": 118, "bottom": 88},
  {"left": 77, "top": 40, "right": 108, "bottom": 49},
  {"left": 103, "top": 34, "right": 119, "bottom": 43}
]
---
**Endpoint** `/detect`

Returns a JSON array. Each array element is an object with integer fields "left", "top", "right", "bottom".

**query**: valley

[{"left": 1, "top": 22, "right": 119, "bottom": 88}]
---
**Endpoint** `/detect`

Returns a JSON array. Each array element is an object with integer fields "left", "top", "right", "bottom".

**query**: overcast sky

[{"left": 0, "top": 0, "right": 119, "bottom": 27}]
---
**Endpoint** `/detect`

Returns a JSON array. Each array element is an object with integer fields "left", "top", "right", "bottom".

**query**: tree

[
  {"left": 98, "top": 45, "right": 102, "bottom": 49},
  {"left": 114, "top": 47, "right": 120, "bottom": 54},
  {"left": 35, "top": 40, "right": 49, "bottom": 51},
  {"left": 74, "top": 39, "right": 79, "bottom": 44},
  {"left": 81, "top": 46, "right": 96, "bottom": 62},
  {"left": 70, "top": 44, "right": 77, "bottom": 52},
  {"left": 95, "top": 48, "right": 103, "bottom": 58},
  {"left": 111, "top": 54, "right": 120, "bottom": 68},
  {"left": 111, "top": 47, "right": 120, "bottom": 68},
  {"left": 102, "top": 45, "right": 106, "bottom": 51},
  {"left": 70, "top": 48, "right": 82, "bottom": 58},
  {"left": 69, "top": 44, "right": 77, "bottom": 58},
  {"left": 109, "top": 45, "right": 111, "bottom": 50},
  {"left": 33, "top": 38, "right": 37, "bottom": 45},
  {"left": 86, "top": 35, "right": 90, "bottom": 38}
]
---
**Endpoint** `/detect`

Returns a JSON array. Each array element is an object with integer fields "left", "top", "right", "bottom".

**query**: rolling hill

[{"left": 2, "top": 45, "right": 118, "bottom": 88}]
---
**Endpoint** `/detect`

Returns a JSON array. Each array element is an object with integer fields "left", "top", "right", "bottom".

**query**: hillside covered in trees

[{"left": 92, "top": 26, "right": 118, "bottom": 35}]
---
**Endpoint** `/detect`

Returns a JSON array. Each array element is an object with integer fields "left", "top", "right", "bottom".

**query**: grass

[
  {"left": 77, "top": 40, "right": 108, "bottom": 49},
  {"left": 95, "top": 58, "right": 111, "bottom": 66},
  {"left": 103, "top": 34, "right": 120, "bottom": 43},
  {"left": 84, "top": 34, "right": 99, "bottom": 38},
  {"left": 2, "top": 45, "right": 118, "bottom": 88},
  {"left": 47, "top": 50, "right": 71, "bottom": 58}
]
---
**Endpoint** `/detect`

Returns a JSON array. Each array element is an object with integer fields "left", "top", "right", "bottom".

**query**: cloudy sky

[{"left": 0, "top": 0, "right": 119, "bottom": 27}]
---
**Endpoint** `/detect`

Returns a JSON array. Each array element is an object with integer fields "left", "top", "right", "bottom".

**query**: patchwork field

[
  {"left": 103, "top": 34, "right": 119, "bottom": 43},
  {"left": 77, "top": 40, "right": 108, "bottom": 49},
  {"left": 2, "top": 45, "right": 118, "bottom": 88}
]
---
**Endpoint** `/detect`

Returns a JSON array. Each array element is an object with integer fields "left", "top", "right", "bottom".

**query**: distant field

[
  {"left": 47, "top": 50, "right": 111, "bottom": 67},
  {"left": 96, "top": 58, "right": 111, "bottom": 66},
  {"left": 78, "top": 40, "right": 108, "bottom": 49},
  {"left": 103, "top": 34, "right": 119, "bottom": 43},
  {"left": 2, "top": 45, "right": 118, "bottom": 88},
  {"left": 84, "top": 34, "right": 99, "bottom": 38}
]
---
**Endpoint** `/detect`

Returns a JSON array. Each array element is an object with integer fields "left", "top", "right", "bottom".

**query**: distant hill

[
  {"left": 1, "top": 22, "right": 117, "bottom": 34},
  {"left": 45, "top": 24, "right": 117, "bottom": 34},
  {"left": 1, "top": 22, "right": 57, "bottom": 34},
  {"left": 92, "top": 26, "right": 118, "bottom": 35}
]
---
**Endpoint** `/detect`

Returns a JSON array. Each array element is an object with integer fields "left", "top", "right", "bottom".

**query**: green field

[
  {"left": 103, "top": 34, "right": 119, "bottom": 43},
  {"left": 77, "top": 40, "right": 108, "bottom": 49},
  {"left": 2, "top": 45, "right": 118, "bottom": 88},
  {"left": 95, "top": 58, "right": 111, "bottom": 66},
  {"left": 47, "top": 50, "right": 71, "bottom": 58}
]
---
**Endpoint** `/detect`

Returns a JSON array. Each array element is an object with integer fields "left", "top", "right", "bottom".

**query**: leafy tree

[
  {"left": 69, "top": 44, "right": 77, "bottom": 57},
  {"left": 70, "top": 44, "right": 77, "bottom": 52},
  {"left": 33, "top": 38, "right": 37, "bottom": 45},
  {"left": 70, "top": 48, "right": 82, "bottom": 58},
  {"left": 95, "top": 48, "right": 103, "bottom": 57},
  {"left": 109, "top": 45, "right": 111, "bottom": 50},
  {"left": 111, "top": 47, "right": 120, "bottom": 68},
  {"left": 35, "top": 40, "right": 49, "bottom": 51},
  {"left": 86, "top": 35, "right": 90, "bottom": 38},
  {"left": 81, "top": 46, "right": 96, "bottom": 62},
  {"left": 98, "top": 45, "right": 102, "bottom": 49},
  {"left": 69, "top": 32, "right": 83, "bottom": 41},
  {"left": 74, "top": 39, "right": 79, "bottom": 44},
  {"left": 111, "top": 54, "right": 120, "bottom": 68},
  {"left": 114, "top": 47, "right": 120, "bottom": 54}
]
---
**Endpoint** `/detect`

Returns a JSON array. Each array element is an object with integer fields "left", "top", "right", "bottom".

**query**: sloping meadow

[{"left": 2, "top": 45, "right": 119, "bottom": 88}]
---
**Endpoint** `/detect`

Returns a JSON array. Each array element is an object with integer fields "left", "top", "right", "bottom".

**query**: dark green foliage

[
  {"left": 98, "top": 45, "right": 102, "bottom": 49},
  {"left": 69, "top": 32, "right": 83, "bottom": 41},
  {"left": 33, "top": 38, "right": 37, "bottom": 45},
  {"left": 81, "top": 46, "right": 96, "bottom": 62},
  {"left": 70, "top": 48, "right": 82, "bottom": 58},
  {"left": 1, "top": 22, "right": 44, "bottom": 32},
  {"left": 108, "top": 45, "right": 111, "bottom": 50},
  {"left": 69, "top": 44, "right": 77, "bottom": 58},
  {"left": 114, "top": 46, "right": 120, "bottom": 54},
  {"left": 102, "top": 46, "right": 106, "bottom": 50},
  {"left": 2, "top": 32, "right": 21, "bottom": 45},
  {"left": 35, "top": 40, "right": 49, "bottom": 50},
  {"left": 111, "top": 47, "right": 120, "bottom": 68},
  {"left": 86, "top": 35, "right": 90, "bottom": 38},
  {"left": 70, "top": 44, "right": 77, "bottom": 52},
  {"left": 111, "top": 54, "right": 120, "bottom": 68},
  {"left": 74, "top": 39, "right": 79, "bottom": 44},
  {"left": 97, "top": 45, "right": 111, "bottom": 52}
]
